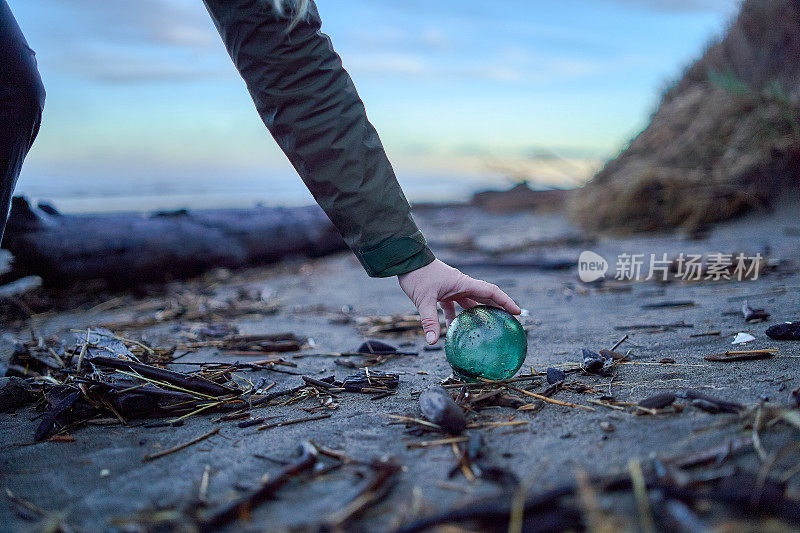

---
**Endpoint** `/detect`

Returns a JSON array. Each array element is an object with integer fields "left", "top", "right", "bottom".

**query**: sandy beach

[{"left": 3, "top": 199, "right": 800, "bottom": 531}]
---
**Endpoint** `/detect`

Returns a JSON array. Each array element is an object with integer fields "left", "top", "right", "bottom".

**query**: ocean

[{"left": 13, "top": 171, "right": 507, "bottom": 214}]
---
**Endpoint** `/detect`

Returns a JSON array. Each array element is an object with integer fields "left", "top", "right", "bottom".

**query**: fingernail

[{"left": 426, "top": 331, "right": 437, "bottom": 344}]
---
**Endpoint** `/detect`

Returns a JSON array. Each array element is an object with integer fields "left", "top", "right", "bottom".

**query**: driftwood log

[{"left": 1, "top": 196, "right": 346, "bottom": 286}]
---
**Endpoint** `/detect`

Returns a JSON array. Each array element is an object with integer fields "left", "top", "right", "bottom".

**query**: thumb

[{"left": 417, "top": 298, "right": 440, "bottom": 345}]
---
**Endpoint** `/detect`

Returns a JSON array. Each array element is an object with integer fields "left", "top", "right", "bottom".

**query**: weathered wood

[{"left": 1, "top": 196, "right": 346, "bottom": 286}]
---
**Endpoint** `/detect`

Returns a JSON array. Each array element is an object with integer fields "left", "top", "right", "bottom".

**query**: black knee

[
  {"left": 6, "top": 61, "right": 45, "bottom": 141},
  {"left": 17, "top": 65, "right": 46, "bottom": 119}
]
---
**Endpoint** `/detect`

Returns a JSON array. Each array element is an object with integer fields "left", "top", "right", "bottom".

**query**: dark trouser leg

[{"left": 0, "top": 0, "right": 45, "bottom": 243}]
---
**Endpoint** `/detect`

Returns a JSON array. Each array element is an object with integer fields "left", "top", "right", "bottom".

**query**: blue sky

[{"left": 8, "top": 0, "right": 740, "bottom": 211}]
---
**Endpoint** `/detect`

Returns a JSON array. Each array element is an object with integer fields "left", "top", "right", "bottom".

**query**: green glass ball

[{"left": 444, "top": 305, "right": 527, "bottom": 381}]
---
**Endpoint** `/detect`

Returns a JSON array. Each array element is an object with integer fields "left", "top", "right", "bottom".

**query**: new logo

[{"left": 578, "top": 251, "right": 608, "bottom": 282}]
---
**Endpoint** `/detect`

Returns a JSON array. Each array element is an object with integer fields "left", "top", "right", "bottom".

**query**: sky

[{"left": 8, "top": 0, "right": 741, "bottom": 211}]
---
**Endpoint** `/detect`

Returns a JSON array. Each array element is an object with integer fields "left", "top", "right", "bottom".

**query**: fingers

[
  {"left": 460, "top": 279, "right": 522, "bottom": 315},
  {"left": 455, "top": 297, "right": 479, "bottom": 310},
  {"left": 417, "top": 298, "right": 441, "bottom": 345},
  {"left": 441, "top": 300, "right": 456, "bottom": 328}
]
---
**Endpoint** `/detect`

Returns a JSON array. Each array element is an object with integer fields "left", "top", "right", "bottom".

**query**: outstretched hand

[{"left": 398, "top": 259, "right": 522, "bottom": 345}]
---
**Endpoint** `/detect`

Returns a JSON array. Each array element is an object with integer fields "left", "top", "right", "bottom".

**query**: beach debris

[
  {"left": 395, "top": 463, "right": 800, "bottom": 533},
  {"left": 341, "top": 370, "right": 400, "bottom": 393},
  {"left": 600, "top": 421, "right": 615, "bottom": 433},
  {"left": 705, "top": 349, "right": 778, "bottom": 362},
  {"left": 742, "top": 301, "right": 770, "bottom": 322},
  {"left": 0, "top": 275, "right": 41, "bottom": 299},
  {"left": 680, "top": 390, "right": 743, "bottom": 414},
  {"left": 640, "top": 300, "right": 695, "bottom": 309},
  {"left": 599, "top": 349, "right": 629, "bottom": 362},
  {"left": 325, "top": 457, "right": 402, "bottom": 528},
  {"left": 766, "top": 321, "right": 800, "bottom": 340},
  {"left": 638, "top": 392, "right": 677, "bottom": 410},
  {"left": 256, "top": 413, "right": 332, "bottom": 431},
  {"left": 614, "top": 321, "right": 693, "bottom": 331},
  {"left": 180, "top": 332, "right": 306, "bottom": 354},
  {"left": 357, "top": 314, "right": 442, "bottom": 336},
  {"left": 546, "top": 367, "right": 566, "bottom": 384},
  {"left": 419, "top": 385, "right": 467, "bottom": 435},
  {"left": 90, "top": 356, "right": 238, "bottom": 397},
  {"left": 732, "top": 332, "right": 755, "bottom": 345},
  {"left": 1, "top": 328, "right": 263, "bottom": 440},
  {"left": 100, "top": 288, "right": 280, "bottom": 331},
  {"left": 142, "top": 427, "right": 221, "bottom": 462},
  {"left": 357, "top": 339, "right": 399, "bottom": 354},
  {"left": 790, "top": 388, "right": 800, "bottom": 408},
  {"left": 198, "top": 441, "right": 319, "bottom": 531},
  {"left": 689, "top": 331, "right": 721, "bottom": 337},
  {"left": 0, "top": 376, "right": 33, "bottom": 412},
  {"left": 581, "top": 348, "right": 614, "bottom": 376}
]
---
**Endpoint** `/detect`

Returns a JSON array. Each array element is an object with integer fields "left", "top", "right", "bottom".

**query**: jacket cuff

[{"left": 356, "top": 231, "right": 436, "bottom": 278}]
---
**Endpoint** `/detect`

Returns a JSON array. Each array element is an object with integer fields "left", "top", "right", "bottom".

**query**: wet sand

[{"left": 3, "top": 200, "right": 800, "bottom": 531}]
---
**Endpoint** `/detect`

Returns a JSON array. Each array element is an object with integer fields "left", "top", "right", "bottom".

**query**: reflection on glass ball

[{"left": 445, "top": 305, "right": 527, "bottom": 381}]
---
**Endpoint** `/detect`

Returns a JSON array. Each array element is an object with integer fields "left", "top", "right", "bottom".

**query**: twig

[
  {"left": 610, "top": 334, "right": 629, "bottom": 352},
  {"left": 256, "top": 413, "right": 331, "bottom": 431},
  {"left": 325, "top": 458, "right": 402, "bottom": 527},
  {"left": 511, "top": 387, "right": 595, "bottom": 411},
  {"left": 76, "top": 328, "right": 90, "bottom": 373},
  {"left": 142, "top": 427, "right": 220, "bottom": 462},
  {"left": 199, "top": 442, "right": 318, "bottom": 531},
  {"left": 753, "top": 405, "right": 768, "bottom": 461},
  {"left": 406, "top": 436, "right": 469, "bottom": 449},
  {"left": 385, "top": 414, "right": 442, "bottom": 430},
  {"left": 705, "top": 349, "right": 778, "bottom": 362},
  {"left": 628, "top": 458, "right": 656, "bottom": 533}
]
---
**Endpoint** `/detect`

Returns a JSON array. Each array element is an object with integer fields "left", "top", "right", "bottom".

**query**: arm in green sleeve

[{"left": 202, "top": 0, "right": 434, "bottom": 277}]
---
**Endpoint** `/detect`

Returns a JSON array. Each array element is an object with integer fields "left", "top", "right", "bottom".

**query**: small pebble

[{"left": 600, "top": 421, "right": 615, "bottom": 433}]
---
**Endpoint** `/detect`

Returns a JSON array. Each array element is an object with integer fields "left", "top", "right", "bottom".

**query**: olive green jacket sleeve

[{"left": 202, "top": 0, "right": 435, "bottom": 277}]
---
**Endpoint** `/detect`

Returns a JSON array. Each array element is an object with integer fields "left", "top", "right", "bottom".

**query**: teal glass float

[{"left": 444, "top": 305, "right": 527, "bottom": 381}]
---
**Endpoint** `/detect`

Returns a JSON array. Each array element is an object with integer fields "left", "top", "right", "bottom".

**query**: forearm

[{"left": 202, "top": 0, "right": 434, "bottom": 277}]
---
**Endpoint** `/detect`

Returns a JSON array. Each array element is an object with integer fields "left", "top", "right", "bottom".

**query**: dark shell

[
  {"left": 419, "top": 385, "right": 466, "bottom": 435},
  {"left": 341, "top": 370, "right": 399, "bottom": 392},
  {"left": 742, "top": 302, "right": 770, "bottom": 322},
  {"left": 581, "top": 348, "right": 613, "bottom": 375},
  {"left": 357, "top": 339, "right": 399, "bottom": 354},
  {"left": 766, "top": 322, "right": 800, "bottom": 340},
  {"left": 638, "top": 392, "right": 676, "bottom": 409},
  {"left": 682, "top": 390, "right": 743, "bottom": 413},
  {"left": 546, "top": 367, "right": 566, "bottom": 384}
]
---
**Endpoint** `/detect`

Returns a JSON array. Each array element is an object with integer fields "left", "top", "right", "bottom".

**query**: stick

[
  {"left": 610, "top": 334, "right": 629, "bottom": 352},
  {"left": 705, "top": 350, "right": 778, "bottom": 362},
  {"left": 302, "top": 376, "right": 339, "bottom": 389},
  {"left": 628, "top": 458, "right": 656, "bottom": 533},
  {"left": 325, "top": 458, "right": 402, "bottom": 527},
  {"left": 511, "top": 387, "right": 595, "bottom": 411},
  {"left": 142, "top": 427, "right": 220, "bottom": 462},
  {"left": 256, "top": 413, "right": 331, "bottom": 431},
  {"left": 293, "top": 351, "right": 418, "bottom": 358},
  {"left": 198, "top": 442, "right": 318, "bottom": 531},
  {"left": 91, "top": 356, "right": 238, "bottom": 397},
  {"left": 406, "top": 437, "right": 469, "bottom": 449},
  {"left": 440, "top": 375, "right": 541, "bottom": 389}
]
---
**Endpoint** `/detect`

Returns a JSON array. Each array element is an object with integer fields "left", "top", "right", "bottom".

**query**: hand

[{"left": 398, "top": 259, "right": 522, "bottom": 345}]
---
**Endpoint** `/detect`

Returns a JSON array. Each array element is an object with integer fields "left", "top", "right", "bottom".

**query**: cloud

[
  {"left": 601, "top": 0, "right": 740, "bottom": 13},
  {"left": 50, "top": 0, "right": 219, "bottom": 49}
]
